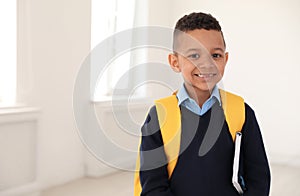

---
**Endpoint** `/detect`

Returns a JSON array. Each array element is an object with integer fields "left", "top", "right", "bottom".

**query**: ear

[
  {"left": 225, "top": 52, "right": 229, "bottom": 65},
  {"left": 168, "top": 53, "right": 181, "bottom": 73}
]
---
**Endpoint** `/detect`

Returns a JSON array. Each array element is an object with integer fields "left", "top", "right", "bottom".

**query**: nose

[{"left": 195, "top": 53, "right": 217, "bottom": 70}]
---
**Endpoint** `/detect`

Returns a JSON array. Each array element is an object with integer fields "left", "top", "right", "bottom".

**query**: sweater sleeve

[
  {"left": 242, "top": 103, "right": 271, "bottom": 196},
  {"left": 139, "top": 106, "right": 175, "bottom": 196}
]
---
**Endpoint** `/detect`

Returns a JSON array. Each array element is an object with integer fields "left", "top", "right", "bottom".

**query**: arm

[
  {"left": 242, "top": 104, "right": 271, "bottom": 196},
  {"left": 139, "top": 106, "right": 175, "bottom": 196}
]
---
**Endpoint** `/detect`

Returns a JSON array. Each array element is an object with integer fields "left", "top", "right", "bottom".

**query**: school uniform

[{"left": 139, "top": 85, "right": 271, "bottom": 196}]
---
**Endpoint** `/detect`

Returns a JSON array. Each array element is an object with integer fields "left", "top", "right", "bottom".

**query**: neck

[{"left": 185, "top": 86, "right": 212, "bottom": 108}]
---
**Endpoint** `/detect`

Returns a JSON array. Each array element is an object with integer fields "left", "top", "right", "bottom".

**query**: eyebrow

[
  {"left": 213, "top": 48, "right": 225, "bottom": 53},
  {"left": 184, "top": 47, "right": 225, "bottom": 53},
  {"left": 184, "top": 48, "right": 201, "bottom": 53}
]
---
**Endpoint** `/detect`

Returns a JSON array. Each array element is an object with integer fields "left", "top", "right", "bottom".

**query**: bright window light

[
  {"left": 0, "top": 1, "right": 17, "bottom": 106},
  {"left": 91, "top": 0, "right": 136, "bottom": 100}
]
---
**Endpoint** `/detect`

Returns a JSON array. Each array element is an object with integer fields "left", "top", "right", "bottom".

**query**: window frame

[{"left": 91, "top": 0, "right": 148, "bottom": 101}]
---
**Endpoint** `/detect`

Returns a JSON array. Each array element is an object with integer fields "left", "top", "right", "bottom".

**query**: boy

[{"left": 136, "top": 12, "right": 270, "bottom": 195}]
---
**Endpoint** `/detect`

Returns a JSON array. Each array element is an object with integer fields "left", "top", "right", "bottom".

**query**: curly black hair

[
  {"left": 173, "top": 12, "right": 226, "bottom": 51},
  {"left": 175, "top": 12, "right": 222, "bottom": 32}
]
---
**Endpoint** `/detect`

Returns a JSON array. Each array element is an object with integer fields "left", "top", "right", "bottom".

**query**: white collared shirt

[{"left": 176, "top": 84, "right": 221, "bottom": 116}]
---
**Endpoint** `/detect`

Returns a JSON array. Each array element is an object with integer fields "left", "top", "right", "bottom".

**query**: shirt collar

[{"left": 176, "top": 84, "right": 221, "bottom": 106}]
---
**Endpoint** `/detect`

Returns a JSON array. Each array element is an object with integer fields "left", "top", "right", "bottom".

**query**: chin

[
  {"left": 194, "top": 82, "right": 216, "bottom": 90},
  {"left": 191, "top": 85, "right": 215, "bottom": 93}
]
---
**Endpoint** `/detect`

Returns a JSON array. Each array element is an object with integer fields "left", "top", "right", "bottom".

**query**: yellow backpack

[{"left": 134, "top": 89, "right": 245, "bottom": 196}]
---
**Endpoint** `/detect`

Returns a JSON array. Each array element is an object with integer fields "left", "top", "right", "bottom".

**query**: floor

[{"left": 41, "top": 164, "right": 300, "bottom": 196}]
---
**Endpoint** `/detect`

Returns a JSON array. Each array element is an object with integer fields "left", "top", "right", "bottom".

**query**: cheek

[
  {"left": 216, "top": 62, "right": 226, "bottom": 76},
  {"left": 219, "top": 66, "right": 225, "bottom": 76},
  {"left": 179, "top": 59, "right": 195, "bottom": 72}
]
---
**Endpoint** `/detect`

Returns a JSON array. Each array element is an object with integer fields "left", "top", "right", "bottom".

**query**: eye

[
  {"left": 187, "top": 53, "right": 200, "bottom": 59},
  {"left": 212, "top": 53, "right": 223, "bottom": 59}
]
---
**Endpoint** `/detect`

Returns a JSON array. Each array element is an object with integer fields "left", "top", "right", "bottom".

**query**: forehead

[{"left": 175, "top": 29, "right": 225, "bottom": 53}]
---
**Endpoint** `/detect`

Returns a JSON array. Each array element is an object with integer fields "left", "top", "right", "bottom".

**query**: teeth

[{"left": 196, "top": 73, "right": 216, "bottom": 78}]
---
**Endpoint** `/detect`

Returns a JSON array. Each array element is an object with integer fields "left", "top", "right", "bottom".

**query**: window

[
  {"left": 91, "top": 0, "right": 137, "bottom": 100},
  {"left": 0, "top": 1, "right": 17, "bottom": 106}
]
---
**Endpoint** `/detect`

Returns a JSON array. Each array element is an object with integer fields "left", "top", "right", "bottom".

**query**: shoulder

[
  {"left": 244, "top": 102, "right": 257, "bottom": 121},
  {"left": 145, "top": 105, "right": 158, "bottom": 123},
  {"left": 221, "top": 90, "right": 256, "bottom": 121},
  {"left": 242, "top": 102, "right": 263, "bottom": 138},
  {"left": 141, "top": 105, "right": 159, "bottom": 135}
]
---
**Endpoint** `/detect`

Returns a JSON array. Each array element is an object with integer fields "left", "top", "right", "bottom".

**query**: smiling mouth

[{"left": 195, "top": 73, "right": 217, "bottom": 78}]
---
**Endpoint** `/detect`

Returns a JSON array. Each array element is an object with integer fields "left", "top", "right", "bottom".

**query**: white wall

[
  {"left": 5, "top": 0, "right": 91, "bottom": 194},
  {"left": 145, "top": 0, "right": 183, "bottom": 98},
  {"left": 168, "top": 0, "right": 300, "bottom": 164}
]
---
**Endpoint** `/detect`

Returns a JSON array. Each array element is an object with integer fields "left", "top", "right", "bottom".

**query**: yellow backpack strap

[
  {"left": 134, "top": 138, "right": 142, "bottom": 196},
  {"left": 155, "top": 94, "right": 181, "bottom": 178},
  {"left": 219, "top": 89, "right": 245, "bottom": 141},
  {"left": 133, "top": 94, "right": 181, "bottom": 196}
]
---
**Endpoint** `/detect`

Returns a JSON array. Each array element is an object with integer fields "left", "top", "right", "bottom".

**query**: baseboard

[{"left": 0, "top": 182, "right": 41, "bottom": 196}]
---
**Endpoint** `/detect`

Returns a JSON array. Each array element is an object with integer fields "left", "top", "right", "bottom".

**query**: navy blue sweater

[{"left": 139, "top": 103, "right": 270, "bottom": 196}]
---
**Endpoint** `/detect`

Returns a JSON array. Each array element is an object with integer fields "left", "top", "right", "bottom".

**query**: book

[{"left": 232, "top": 132, "right": 244, "bottom": 194}]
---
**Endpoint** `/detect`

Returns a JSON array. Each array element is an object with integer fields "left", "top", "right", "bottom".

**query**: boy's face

[{"left": 169, "top": 29, "right": 228, "bottom": 96}]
